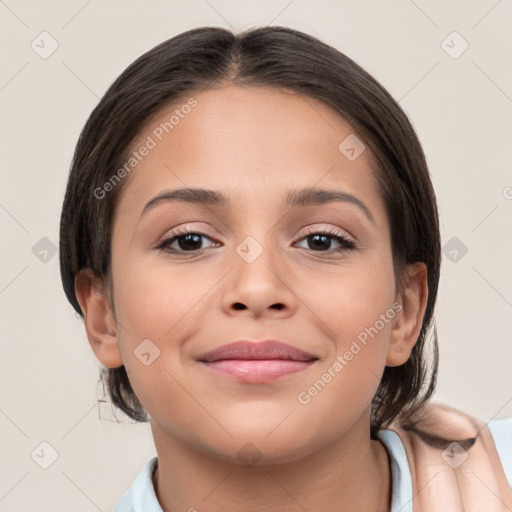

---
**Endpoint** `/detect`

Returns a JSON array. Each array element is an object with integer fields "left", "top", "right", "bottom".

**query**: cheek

[
  {"left": 303, "top": 253, "right": 396, "bottom": 376},
  {"left": 296, "top": 286, "right": 395, "bottom": 424},
  {"left": 307, "top": 255, "right": 395, "bottom": 332},
  {"left": 110, "top": 260, "right": 205, "bottom": 414},
  {"left": 114, "top": 256, "right": 209, "bottom": 337},
  {"left": 111, "top": 257, "right": 221, "bottom": 395}
]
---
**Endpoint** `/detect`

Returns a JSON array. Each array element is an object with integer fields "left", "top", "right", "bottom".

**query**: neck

[{"left": 150, "top": 414, "right": 392, "bottom": 512}]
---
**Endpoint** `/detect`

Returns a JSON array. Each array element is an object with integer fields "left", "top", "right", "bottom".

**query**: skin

[{"left": 75, "top": 85, "right": 428, "bottom": 512}]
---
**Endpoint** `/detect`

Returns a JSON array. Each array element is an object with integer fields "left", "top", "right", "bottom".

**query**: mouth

[
  {"left": 200, "top": 359, "right": 318, "bottom": 383},
  {"left": 197, "top": 340, "right": 319, "bottom": 383}
]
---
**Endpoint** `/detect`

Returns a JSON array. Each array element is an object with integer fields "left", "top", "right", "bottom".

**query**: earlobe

[
  {"left": 386, "top": 262, "right": 428, "bottom": 367},
  {"left": 74, "top": 268, "right": 124, "bottom": 369}
]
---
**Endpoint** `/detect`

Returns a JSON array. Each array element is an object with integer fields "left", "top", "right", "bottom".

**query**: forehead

[{"left": 115, "top": 85, "right": 386, "bottom": 228}]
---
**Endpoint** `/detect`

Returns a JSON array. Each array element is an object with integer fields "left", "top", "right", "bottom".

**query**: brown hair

[{"left": 59, "top": 25, "right": 440, "bottom": 439}]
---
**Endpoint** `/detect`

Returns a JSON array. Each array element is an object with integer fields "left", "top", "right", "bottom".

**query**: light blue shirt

[{"left": 114, "top": 417, "right": 512, "bottom": 512}]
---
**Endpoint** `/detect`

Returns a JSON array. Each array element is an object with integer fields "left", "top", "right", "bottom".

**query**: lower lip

[{"left": 200, "top": 359, "right": 317, "bottom": 383}]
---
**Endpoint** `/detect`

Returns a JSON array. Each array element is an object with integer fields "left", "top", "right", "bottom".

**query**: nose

[{"left": 220, "top": 239, "right": 298, "bottom": 319}]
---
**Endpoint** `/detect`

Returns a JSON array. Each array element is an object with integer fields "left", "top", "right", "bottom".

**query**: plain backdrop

[{"left": 1, "top": 1, "right": 511, "bottom": 510}]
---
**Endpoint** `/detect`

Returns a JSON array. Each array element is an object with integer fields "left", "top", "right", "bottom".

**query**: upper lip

[{"left": 198, "top": 340, "right": 318, "bottom": 362}]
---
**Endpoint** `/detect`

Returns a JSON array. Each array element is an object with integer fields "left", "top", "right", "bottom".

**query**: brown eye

[
  {"left": 159, "top": 230, "right": 217, "bottom": 253},
  {"left": 295, "top": 230, "right": 356, "bottom": 252}
]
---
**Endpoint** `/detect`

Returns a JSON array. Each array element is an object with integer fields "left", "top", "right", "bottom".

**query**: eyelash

[{"left": 157, "top": 226, "right": 356, "bottom": 254}]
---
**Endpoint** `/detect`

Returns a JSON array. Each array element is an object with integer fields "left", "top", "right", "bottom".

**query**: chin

[{"left": 197, "top": 429, "right": 319, "bottom": 467}]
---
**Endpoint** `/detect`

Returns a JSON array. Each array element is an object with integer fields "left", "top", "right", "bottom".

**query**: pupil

[
  {"left": 309, "top": 234, "right": 330, "bottom": 251},
  {"left": 179, "top": 234, "right": 201, "bottom": 251}
]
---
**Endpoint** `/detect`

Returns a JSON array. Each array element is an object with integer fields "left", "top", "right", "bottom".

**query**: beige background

[{"left": 1, "top": 0, "right": 511, "bottom": 510}]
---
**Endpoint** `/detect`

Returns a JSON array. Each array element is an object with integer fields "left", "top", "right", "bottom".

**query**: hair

[{"left": 59, "top": 25, "right": 440, "bottom": 439}]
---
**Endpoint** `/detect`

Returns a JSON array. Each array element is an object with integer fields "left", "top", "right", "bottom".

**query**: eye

[
  {"left": 158, "top": 228, "right": 218, "bottom": 253},
  {"left": 157, "top": 227, "right": 356, "bottom": 254},
  {"left": 294, "top": 228, "right": 356, "bottom": 253}
]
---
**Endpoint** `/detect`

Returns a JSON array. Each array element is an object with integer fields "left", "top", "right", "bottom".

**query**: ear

[
  {"left": 74, "top": 268, "right": 123, "bottom": 369},
  {"left": 386, "top": 262, "right": 428, "bottom": 367}
]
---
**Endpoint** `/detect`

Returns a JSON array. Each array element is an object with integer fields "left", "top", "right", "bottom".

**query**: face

[{"left": 85, "top": 85, "right": 424, "bottom": 465}]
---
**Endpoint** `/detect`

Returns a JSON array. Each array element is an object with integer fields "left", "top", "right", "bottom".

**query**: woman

[{"left": 59, "top": 25, "right": 512, "bottom": 511}]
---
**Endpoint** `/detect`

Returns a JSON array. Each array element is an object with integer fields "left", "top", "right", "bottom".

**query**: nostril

[{"left": 231, "top": 303, "right": 284, "bottom": 310}]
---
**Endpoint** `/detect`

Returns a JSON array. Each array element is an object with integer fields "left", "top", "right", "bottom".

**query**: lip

[
  {"left": 197, "top": 340, "right": 319, "bottom": 383},
  {"left": 197, "top": 340, "right": 318, "bottom": 363}
]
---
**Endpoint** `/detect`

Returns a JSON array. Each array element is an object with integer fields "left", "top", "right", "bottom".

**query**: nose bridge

[
  {"left": 229, "top": 199, "right": 282, "bottom": 268},
  {"left": 234, "top": 231, "right": 283, "bottom": 288},
  {"left": 221, "top": 228, "right": 296, "bottom": 316}
]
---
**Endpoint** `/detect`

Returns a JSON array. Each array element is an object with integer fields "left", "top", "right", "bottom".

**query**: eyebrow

[{"left": 140, "top": 187, "right": 376, "bottom": 225}]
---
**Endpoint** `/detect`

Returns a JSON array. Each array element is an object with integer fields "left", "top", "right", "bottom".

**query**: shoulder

[
  {"left": 113, "top": 456, "right": 161, "bottom": 512},
  {"left": 487, "top": 416, "right": 512, "bottom": 489},
  {"left": 377, "top": 429, "right": 414, "bottom": 512},
  {"left": 384, "top": 402, "right": 512, "bottom": 509}
]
